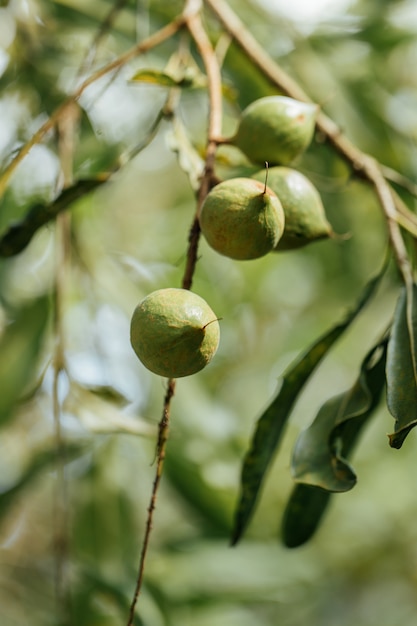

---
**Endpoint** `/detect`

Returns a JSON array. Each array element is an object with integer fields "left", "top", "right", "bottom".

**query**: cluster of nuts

[{"left": 130, "top": 96, "right": 333, "bottom": 379}]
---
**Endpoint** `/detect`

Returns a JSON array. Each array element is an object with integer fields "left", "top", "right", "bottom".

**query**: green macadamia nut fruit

[
  {"left": 253, "top": 166, "right": 332, "bottom": 250},
  {"left": 130, "top": 288, "right": 220, "bottom": 378},
  {"left": 199, "top": 177, "right": 285, "bottom": 260},
  {"left": 233, "top": 96, "right": 318, "bottom": 165}
]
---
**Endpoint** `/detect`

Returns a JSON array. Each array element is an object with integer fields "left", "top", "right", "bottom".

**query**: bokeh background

[{"left": 1, "top": 0, "right": 417, "bottom": 624}]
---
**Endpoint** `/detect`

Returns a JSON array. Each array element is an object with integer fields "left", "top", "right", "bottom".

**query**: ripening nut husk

[
  {"left": 130, "top": 288, "right": 220, "bottom": 378},
  {"left": 233, "top": 96, "right": 318, "bottom": 165},
  {"left": 252, "top": 167, "right": 332, "bottom": 250},
  {"left": 199, "top": 177, "right": 285, "bottom": 260}
]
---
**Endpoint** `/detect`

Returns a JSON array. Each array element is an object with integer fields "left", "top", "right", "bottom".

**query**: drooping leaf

[
  {"left": 0, "top": 178, "right": 106, "bottom": 257},
  {"left": 0, "top": 297, "right": 49, "bottom": 426},
  {"left": 231, "top": 266, "right": 385, "bottom": 545},
  {"left": 282, "top": 339, "right": 388, "bottom": 547},
  {"left": 292, "top": 338, "right": 388, "bottom": 492},
  {"left": 281, "top": 484, "right": 332, "bottom": 549},
  {"left": 292, "top": 396, "right": 358, "bottom": 493},
  {"left": 386, "top": 283, "right": 417, "bottom": 448}
]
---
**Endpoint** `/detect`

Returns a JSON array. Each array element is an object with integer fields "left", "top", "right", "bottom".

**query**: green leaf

[
  {"left": 130, "top": 69, "right": 180, "bottom": 87},
  {"left": 386, "top": 283, "right": 417, "bottom": 448},
  {"left": 130, "top": 68, "right": 206, "bottom": 90},
  {"left": 0, "top": 297, "right": 49, "bottom": 426},
  {"left": 231, "top": 267, "right": 385, "bottom": 546},
  {"left": 292, "top": 338, "right": 388, "bottom": 492},
  {"left": 0, "top": 178, "right": 105, "bottom": 257},
  {"left": 281, "top": 484, "right": 332, "bottom": 549},
  {"left": 282, "top": 339, "right": 388, "bottom": 547}
]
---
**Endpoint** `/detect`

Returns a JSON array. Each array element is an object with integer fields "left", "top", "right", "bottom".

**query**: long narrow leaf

[
  {"left": 231, "top": 268, "right": 385, "bottom": 545},
  {"left": 386, "top": 283, "right": 417, "bottom": 448}
]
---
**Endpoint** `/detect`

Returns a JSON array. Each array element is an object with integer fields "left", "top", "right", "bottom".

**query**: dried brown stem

[
  {"left": 126, "top": 379, "right": 176, "bottom": 626},
  {"left": 204, "top": 0, "right": 414, "bottom": 287}
]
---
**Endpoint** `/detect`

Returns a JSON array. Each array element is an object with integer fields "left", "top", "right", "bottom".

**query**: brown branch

[
  {"left": 204, "top": 0, "right": 413, "bottom": 287},
  {"left": 0, "top": 17, "right": 185, "bottom": 201},
  {"left": 126, "top": 378, "right": 176, "bottom": 626},
  {"left": 78, "top": 0, "right": 130, "bottom": 77},
  {"left": 182, "top": 5, "right": 224, "bottom": 290},
  {"left": 362, "top": 158, "right": 413, "bottom": 288},
  {"left": 126, "top": 3, "right": 224, "bottom": 622}
]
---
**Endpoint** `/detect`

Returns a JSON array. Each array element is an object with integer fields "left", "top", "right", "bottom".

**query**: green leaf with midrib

[
  {"left": 291, "top": 338, "right": 388, "bottom": 492},
  {"left": 282, "top": 338, "right": 388, "bottom": 547},
  {"left": 386, "top": 283, "right": 417, "bottom": 448},
  {"left": 231, "top": 265, "right": 386, "bottom": 546}
]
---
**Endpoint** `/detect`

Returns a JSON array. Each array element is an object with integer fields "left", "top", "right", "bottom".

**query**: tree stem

[
  {"left": 126, "top": 379, "right": 176, "bottom": 626},
  {"left": 126, "top": 2, "right": 224, "bottom": 622}
]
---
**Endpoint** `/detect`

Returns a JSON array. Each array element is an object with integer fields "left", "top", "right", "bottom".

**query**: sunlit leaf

[
  {"left": 130, "top": 69, "right": 180, "bottom": 87},
  {"left": 292, "top": 338, "right": 388, "bottom": 492},
  {"left": 130, "top": 67, "right": 208, "bottom": 89},
  {"left": 386, "top": 284, "right": 417, "bottom": 448},
  {"left": 231, "top": 266, "right": 385, "bottom": 545},
  {"left": 0, "top": 297, "right": 49, "bottom": 426}
]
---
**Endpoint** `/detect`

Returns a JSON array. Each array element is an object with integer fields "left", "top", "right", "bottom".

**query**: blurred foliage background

[{"left": 1, "top": 0, "right": 417, "bottom": 625}]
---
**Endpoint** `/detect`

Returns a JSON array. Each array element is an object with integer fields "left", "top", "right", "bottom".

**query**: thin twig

[
  {"left": 381, "top": 164, "right": 417, "bottom": 198},
  {"left": 182, "top": 5, "right": 224, "bottom": 290},
  {"left": 362, "top": 157, "right": 413, "bottom": 288},
  {"left": 392, "top": 191, "right": 417, "bottom": 239},
  {"left": 126, "top": 378, "right": 176, "bottom": 626},
  {"left": 0, "top": 17, "right": 185, "bottom": 201},
  {"left": 126, "top": 2, "right": 224, "bottom": 622}
]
